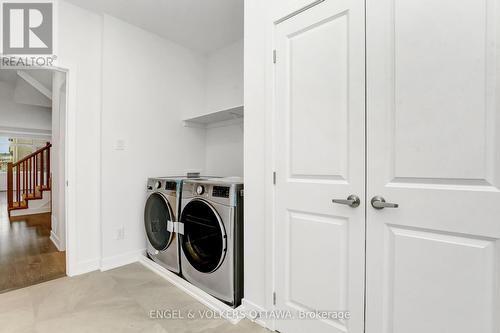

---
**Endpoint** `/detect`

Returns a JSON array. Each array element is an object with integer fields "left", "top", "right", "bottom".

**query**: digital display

[
  {"left": 212, "top": 186, "right": 230, "bottom": 198},
  {"left": 165, "top": 181, "right": 177, "bottom": 191}
]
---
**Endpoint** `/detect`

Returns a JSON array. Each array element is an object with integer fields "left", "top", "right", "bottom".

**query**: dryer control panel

[
  {"left": 213, "top": 186, "right": 230, "bottom": 198},
  {"left": 182, "top": 179, "right": 243, "bottom": 207}
]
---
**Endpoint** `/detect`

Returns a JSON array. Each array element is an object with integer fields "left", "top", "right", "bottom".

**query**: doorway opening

[{"left": 0, "top": 67, "right": 68, "bottom": 293}]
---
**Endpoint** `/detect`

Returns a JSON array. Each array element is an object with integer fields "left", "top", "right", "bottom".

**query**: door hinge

[
  {"left": 273, "top": 292, "right": 277, "bottom": 305},
  {"left": 273, "top": 50, "right": 277, "bottom": 64},
  {"left": 273, "top": 171, "right": 276, "bottom": 185}
]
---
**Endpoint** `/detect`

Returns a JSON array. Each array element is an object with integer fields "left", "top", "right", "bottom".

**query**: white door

[
  {"left": 274, "top": 0, "right": 365, "bottom": 332},
  {"left": 366, "top": 0, "right": 500, "bottom": 332}
]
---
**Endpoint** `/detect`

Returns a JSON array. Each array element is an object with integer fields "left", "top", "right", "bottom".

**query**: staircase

[{"left": 7, "top": 142, "right": 52, "bottom": 217}]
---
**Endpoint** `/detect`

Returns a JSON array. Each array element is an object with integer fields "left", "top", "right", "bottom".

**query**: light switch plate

[{"left": 114, "top": 139, "right": 126, "bottom": 151}]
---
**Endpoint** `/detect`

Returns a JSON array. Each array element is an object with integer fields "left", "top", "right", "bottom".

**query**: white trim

[
  {"left": 50, "top": 230, "right": 63, "bottom": 251},
  {"left": 9, "top": 206, "right": 51, "bottom": 217},
  {"left": 0, "top": 126, "right": 52, "bottom": 138},
  {"left": 240, "top": 299, "right": 269, "bottom": 329},
  {"left": 70, "top": 258, "right": 100, "bottom": 277},
  {"left": 62, "top": 63, "right": 78, "bottom": 277},
  {"left": 139, "top": 255, "right": 243, "bottom": 325},
  {"left": 265, "top": 11, "right": 278, "bottom": 332},
  {"left": 98, "top": 12, "right": 105, "bottom": 281},
  {"left": 100, "top": 249, "right": 144, "bottom": 272}
]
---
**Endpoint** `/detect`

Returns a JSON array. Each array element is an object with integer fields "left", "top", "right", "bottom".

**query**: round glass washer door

[
  {"left": 144, "top": 192, "right": 174, "bottom": 251},
  {"left": 180, "top": 199, "right": 227, "bottom": 273}
]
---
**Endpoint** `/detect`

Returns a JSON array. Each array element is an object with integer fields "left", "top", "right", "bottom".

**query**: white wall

[
  {"left": 14, "top": 77, "right": 52, "bottom": 108},
  {"left": 100, "top": 15, "right": 207, "bottom": 264},
  {"left": 55, "top": 0, "right": 244, "bottom": 274},
  {"left": 58, "top": 0, "right": 103, "bottom": 273},
  {"left": 0, "top": 82, "right": 52, "bottom": 132},
  {"left": 202, "top": 39, "right": 244, "bottom": 177},
  {"left": 243, "top": 0, "right": 273, "bottom": 323},
  {"left": 205, "top": 39, "right": 244, "bottom": 114},
  {"left": 205, "top": 123, "right": 243, "bottom": 177}
]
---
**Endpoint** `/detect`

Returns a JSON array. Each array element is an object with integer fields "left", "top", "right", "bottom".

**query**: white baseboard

[
  {"left": 10, "top": 206, "right": 51, "bottom": 217},
  {"left": 139, "top": 255, "right": 244, "bottom": 325},
  {"left": 100, "top": 249, "right": 144, "bottom": 272},
  {"left": 240, "top": 299, "right": 271, "bottom": 329},
  {"left": 50, "top": 231, "right": 63, "bottom": 251},
  {"left": 51, "top": 214, "right": 58, "bottom": 231},
  {"left": 70, "top": 258, "right": 100, "bottom": 276}
]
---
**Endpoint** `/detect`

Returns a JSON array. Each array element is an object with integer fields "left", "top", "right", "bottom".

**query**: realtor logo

[{"left": 2, "top": 2, "right": 53, "bottom": 54}]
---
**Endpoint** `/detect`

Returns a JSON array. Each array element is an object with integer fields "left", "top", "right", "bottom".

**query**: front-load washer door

[
  {"left": 144, "top": 192, "right": 174, "bottom": 251},
  {"left": 180, "top": 199, "right": 227, "bottom": 273}
]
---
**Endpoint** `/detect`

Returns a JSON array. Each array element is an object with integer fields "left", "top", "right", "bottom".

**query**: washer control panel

[
  {"left": 196, "top": 185, "right": 205, "bottom": 195},
  {"left": 165, "top": 181, "right": 177, "bottom": 191}
]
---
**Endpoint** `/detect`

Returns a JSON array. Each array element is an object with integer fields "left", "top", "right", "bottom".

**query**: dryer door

[
  {"left": 180, "top": 199, "right": 227, "bottom": 273},
  {"left": 144, "top": 192, "right": 174, "bottom": 251}
]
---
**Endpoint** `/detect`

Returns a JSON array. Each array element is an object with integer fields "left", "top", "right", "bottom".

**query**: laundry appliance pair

[{"left": 144, "top": 176, "right": 243, "bottom": 307}]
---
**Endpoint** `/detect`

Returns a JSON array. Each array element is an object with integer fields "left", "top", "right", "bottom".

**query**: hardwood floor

[{"left": 0, "top": 192, "right": 66, "bottom": 294}]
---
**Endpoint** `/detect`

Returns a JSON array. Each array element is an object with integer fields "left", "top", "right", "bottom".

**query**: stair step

[
  {"left": 9, "top": 201, "right": 28, "bottom": 210},
  {"left": 22, "top": 193, "right": 42, "bottom": 200},
  {"left": 10, "top": 187, "right": 49, "bottom": 212},
  {"left": 19, "top": 185, "right": 51, "bottom": 200}
]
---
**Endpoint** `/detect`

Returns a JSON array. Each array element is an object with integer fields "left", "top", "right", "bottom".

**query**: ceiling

[{"left": 65, "top": 0, "right": 244, "bottom": 54}]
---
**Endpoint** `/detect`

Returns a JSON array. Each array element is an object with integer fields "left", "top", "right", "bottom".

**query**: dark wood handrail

[
  {"left": 12, "top": 142, "right": 52, "bottom": 167},
  {"left": 7, "top": 142, "right": 52, "bottom": 216}
]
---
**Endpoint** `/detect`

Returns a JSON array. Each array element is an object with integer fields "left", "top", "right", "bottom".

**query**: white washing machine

[{"left": 179, "top": 177, "right": 244, "bottom": 307}]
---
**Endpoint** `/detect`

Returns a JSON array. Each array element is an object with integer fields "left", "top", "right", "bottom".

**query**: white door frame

[
  {"left": 39, "top": 62, "right": 79, "bottom": 277},
  {"left": 57, "top": 62, "right": 79, "bottom": 277}
]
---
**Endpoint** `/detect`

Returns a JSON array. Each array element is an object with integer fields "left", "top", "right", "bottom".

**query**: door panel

[
  {"left": 288, "top": 12, "right": 348, "bottom": 180},
  {"left": 392, "top": 0, "right": 490, "bottom": 181},
  {"left": 274, "top": 0, "right": 365, "bottom": 332},
  {"left": 288, "top": 211, "right": 348, "bottom": 314},
  {"left": 387, "top": 226, "right": 496, "bottom": 333},
  {"left": 366, "top": 0, "right": 500, "bottom": 331}
]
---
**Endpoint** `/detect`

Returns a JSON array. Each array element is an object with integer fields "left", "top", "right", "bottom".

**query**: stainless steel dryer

[
  {"left": 144, "top": 177, "right": 184, "bottom": 273},
  {"left": 179, "top": 177, "right": 244, "bottom": 307}
]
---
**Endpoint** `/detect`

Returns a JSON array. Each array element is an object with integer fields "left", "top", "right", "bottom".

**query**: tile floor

[{"left": 0, "top": 262, "right": 269, "bottom": 333}]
